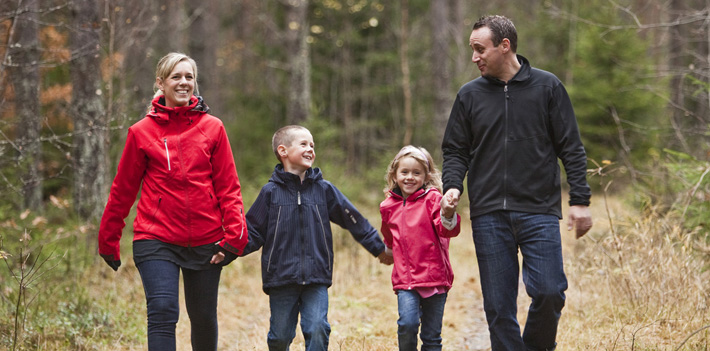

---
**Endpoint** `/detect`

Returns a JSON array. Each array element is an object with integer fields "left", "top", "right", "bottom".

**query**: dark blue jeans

[
  {"left": 267, "top": 284, "right": 330, "bottom": 351},
  {"left": 397, "top": 290, "right": 448, "bottom": 351},
  {"left": 471, "top": 211, "right": 567, "bottom": 351},
  {"left": 136, "top": 260, "right": 222, "bottom": 351}
]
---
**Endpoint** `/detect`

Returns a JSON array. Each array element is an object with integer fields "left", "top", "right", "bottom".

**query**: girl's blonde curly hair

[{"left": 384, "top": 145, "right": 442, "bottom": 196}]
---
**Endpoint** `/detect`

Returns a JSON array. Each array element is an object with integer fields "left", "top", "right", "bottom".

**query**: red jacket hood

[{"left": 147, "top": 95, "right": 210, "bottom": 124}]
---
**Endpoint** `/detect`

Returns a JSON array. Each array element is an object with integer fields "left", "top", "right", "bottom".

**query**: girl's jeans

[
  {"left": 397, "top": 290, "right": 448, "bottom": 351},
  {"left": 471, "top": 211, "right": 566, "bottom": 351},
  {"left": 136, "top": 260, "right": 222, "bottom": 351}
]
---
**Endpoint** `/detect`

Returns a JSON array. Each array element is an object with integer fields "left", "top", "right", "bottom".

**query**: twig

[
  {"left": 680, "top": 165, "right": 710, "bottom": 222},
  {"left": 674, "top": 324, "right": 710, "bottom": 351}
]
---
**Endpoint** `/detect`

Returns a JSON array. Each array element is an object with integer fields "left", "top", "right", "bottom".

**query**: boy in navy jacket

[{"left": 242, "top": 125, "right": 392, "bottom": 351}]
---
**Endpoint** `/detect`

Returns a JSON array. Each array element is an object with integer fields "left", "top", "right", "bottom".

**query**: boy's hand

[
  {"left": 377, "top": 251, "right": 394, "bottom": 265},
  {"left": 440, "top": 189, "right": 460, "bottom": 219}
]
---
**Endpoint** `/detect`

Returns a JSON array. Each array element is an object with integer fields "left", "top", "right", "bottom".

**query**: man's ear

[{"left": 501, "top": 38, "right": 511, "bottom": 53}]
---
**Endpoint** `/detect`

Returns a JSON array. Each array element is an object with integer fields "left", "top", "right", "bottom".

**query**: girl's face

[
  {"left": 157, "top": 60, "right": 195, "bottom": 108},
  {"left": 395, "top": 156, "right": 427, "bottom": 199}
]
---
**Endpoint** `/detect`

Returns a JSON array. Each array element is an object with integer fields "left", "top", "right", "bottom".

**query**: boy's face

[{"left": 279, "top": 129, "right": 315, "bottom": 175}]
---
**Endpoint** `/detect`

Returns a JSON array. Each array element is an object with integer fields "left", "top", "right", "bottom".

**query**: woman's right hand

[{"left": 102, "top": 257, "right": 121, "bottom": 271}]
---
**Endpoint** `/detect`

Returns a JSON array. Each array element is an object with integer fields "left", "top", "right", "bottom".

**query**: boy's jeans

[
  {"left": 136, "top": 260, "right": 222, "bottom": 351},
  {"left": 397, "top": 290, "right": 447, "bottom": 351},
  {"left": 267, "top": 284, "right": 330, "bottom": 351},
  {"left": 471, "top": 211, "right": 566, "bottom": 351}
]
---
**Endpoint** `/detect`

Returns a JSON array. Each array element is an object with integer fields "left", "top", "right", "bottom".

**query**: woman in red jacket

[
  {"left": 380, "top": 145, "right": 461, "bottom": 351},
  {"left": 98, "top": 52, "right": 247, "bottom": 351}
]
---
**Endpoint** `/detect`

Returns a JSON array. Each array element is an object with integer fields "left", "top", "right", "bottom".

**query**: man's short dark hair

[{"left": 473, "top": 15, "right": 517, "bottom": 53}]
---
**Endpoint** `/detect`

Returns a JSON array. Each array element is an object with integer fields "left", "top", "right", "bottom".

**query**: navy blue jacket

[
  {"left": 242, "top": 165, "right": 385, "bottom": 293},
  {"left": 442, "top": 55, "right": 591, "bottom": 219}
]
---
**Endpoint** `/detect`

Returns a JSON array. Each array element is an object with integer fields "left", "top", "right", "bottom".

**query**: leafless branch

[{"left": 547, "top": 1, "right": 709, "bottom": 35}]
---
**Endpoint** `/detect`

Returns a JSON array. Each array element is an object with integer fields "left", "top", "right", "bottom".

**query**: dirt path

[{"left": 442, "top": 230, "right": 492, "bottom": 351}]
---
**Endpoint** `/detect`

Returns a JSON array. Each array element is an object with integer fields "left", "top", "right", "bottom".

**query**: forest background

[{"left": 1, "top": 0, "right": 710, "bottom": 350}]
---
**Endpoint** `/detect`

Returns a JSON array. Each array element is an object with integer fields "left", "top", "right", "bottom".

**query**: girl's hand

[
  {"left": 441, "top": 189, "right": 460, "bottom": 219},
  {"left": 210, "top": 251, "right": 225, "bottom": 264}
]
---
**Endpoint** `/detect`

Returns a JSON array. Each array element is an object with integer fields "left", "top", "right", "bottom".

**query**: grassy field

[{"left": 4, "top": 190, "right": 710, "bottom": 350}]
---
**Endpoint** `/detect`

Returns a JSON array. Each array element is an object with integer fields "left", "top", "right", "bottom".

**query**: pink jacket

[
  {"left": 98, "top": 95, "right": 247, "bottom": 261},
  {"left": 380, "top": 187, "right": 461, "bottom": 292}
]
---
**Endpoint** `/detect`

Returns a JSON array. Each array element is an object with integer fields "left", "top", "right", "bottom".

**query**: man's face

[{"left": 469, "top": 26, "right": 506, "bottom": 79}]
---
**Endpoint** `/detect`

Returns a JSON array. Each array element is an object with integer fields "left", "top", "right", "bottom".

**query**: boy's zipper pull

[
  {"left": 163, "top": 138, "right": 171, "bottom": 171},
  {"left": 297, "top": 191, "right": 301, "bottom": 206}
]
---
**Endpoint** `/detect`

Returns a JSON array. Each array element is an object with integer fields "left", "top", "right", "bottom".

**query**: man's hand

[
  {"left": 440, "top": 188, "right": 461, "bottom": 219},
  {"left": 568, "top": 205, "right": 592, "bottom": 239}
]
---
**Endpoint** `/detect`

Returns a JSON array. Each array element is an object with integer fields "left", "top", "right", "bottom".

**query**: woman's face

[{"left": 157, "top": 60, "right": 195, "bottom": 108}]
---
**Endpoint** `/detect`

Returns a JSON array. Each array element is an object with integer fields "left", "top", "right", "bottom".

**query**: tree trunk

[
  {"left": 8, "top": 0, "right": 42, "bottom": 211},
  {"left": 187, "top": 1, "right": 223, "bottom": 116},
  {"left": 667, "top": 0, "right": 691, "bottom": 153},
  {"left": 285, "top": 0, "right": 311, "bottom": 124},
  {"left": 341, "top": 20, "right": 355, "bottom": 169},
  {"left": 451, "top": 0, "right": 466, "bottom": 85},
  {"left": 70, "top": 0, "right": 109, "bottom": 221},
  {"left": 430, "top": 0, "right": 451, "bottom": 148},
  {"left": 154, "top": 0, "right": 186, "bottom": 55},
  {"left": 400, "top": 0, "right": 413, "bottom": 146}
]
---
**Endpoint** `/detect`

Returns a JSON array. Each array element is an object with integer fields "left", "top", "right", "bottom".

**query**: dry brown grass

[
  {"left": 558, "top": 191, "right": 710, "bottom": 351},
  {"left": 91, "top": 193, "right": 710, "bottom": 350}
]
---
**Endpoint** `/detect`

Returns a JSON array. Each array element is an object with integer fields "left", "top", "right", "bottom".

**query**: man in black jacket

[{"left": 440, "top": 15, "right": 592, "bottom": 351}]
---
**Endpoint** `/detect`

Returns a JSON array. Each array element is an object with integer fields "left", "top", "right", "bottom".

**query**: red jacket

[
  {"left": 98, "top": 95, "right": 247, "bottom": 261},
  {"left": 380, "top": 187, "right": 461, "bottom": 291}
]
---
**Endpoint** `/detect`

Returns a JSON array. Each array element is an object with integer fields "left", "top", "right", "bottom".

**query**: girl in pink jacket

[{"left": 380, "top": 145, "right": 461, "bottom": 351}]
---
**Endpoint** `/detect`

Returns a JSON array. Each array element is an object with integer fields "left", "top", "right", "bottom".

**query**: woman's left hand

[{"left": 210, "top": 251, "right": 225, "bottom": 264}]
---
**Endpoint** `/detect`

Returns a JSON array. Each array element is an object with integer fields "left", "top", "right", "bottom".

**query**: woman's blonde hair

[
  {"left": 383, "top": 145, "right": 442, "bottom": 196},
  {"left": 148, "top": 52, "right": 199, "bottom": 111}
]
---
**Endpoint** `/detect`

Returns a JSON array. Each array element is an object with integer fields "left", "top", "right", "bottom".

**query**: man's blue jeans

[
  {"left": 136, "top": 260, "right": 222, "bottom": 351},
  {"left": 471, "top": 211, "right": 567, "bottom": 351},
  {"left": 397, "top": 290, "right": 448, "bottom": 351},
  {"left": 267, "top": 284, "right": 330, "bottom": 351}
]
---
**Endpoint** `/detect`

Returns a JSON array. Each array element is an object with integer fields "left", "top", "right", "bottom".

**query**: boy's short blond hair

[{"left": 272, "top": 125, "right": 311, "bottom": 163}]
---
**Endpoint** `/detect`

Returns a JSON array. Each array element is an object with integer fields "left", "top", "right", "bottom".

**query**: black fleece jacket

[{"left": 442, "top": 55, "right": 591, "bottom": 219}]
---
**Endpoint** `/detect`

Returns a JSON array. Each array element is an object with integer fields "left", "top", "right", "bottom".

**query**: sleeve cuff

[{"left": 440, "top": 210, "right": 458, "bottom": 230}]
